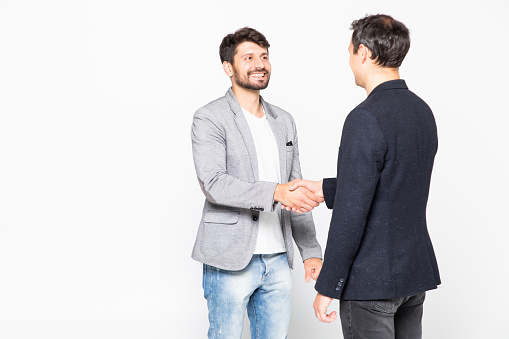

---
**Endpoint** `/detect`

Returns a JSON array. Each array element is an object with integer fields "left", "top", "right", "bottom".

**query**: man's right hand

[
  {"left": 280, "top": 180, "right": 324, "bottom": 213},
  {"left": 273, "top": 179, "right": 324, "bottom": 214},
  {"left": 289, "top": 179, "right": 323, "bottom": 197}
]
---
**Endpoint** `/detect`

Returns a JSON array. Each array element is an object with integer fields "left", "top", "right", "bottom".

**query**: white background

[{"left": 1, "top": 0, "right": 508, "bottom": 338}]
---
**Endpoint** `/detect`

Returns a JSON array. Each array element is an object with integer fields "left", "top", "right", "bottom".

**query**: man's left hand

[
  {"left": 313, "top": 293, "right": 336, "bottom": 323},
  {"left": 303, "top": 258, "right": 322, "bottom": 282}
]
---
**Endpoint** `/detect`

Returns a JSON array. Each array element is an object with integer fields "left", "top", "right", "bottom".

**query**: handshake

[{"left": 274, "top": 179, "right": 324, "bottom": 214}]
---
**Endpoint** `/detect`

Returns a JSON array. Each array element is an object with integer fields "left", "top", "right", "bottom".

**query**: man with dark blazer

[{"left": 287, "top": 15, "right": 441, "bottom": 338}]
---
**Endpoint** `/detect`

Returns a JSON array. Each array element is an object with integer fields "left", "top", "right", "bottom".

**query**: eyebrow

[{"left": 241, "top": 52, "right": 269, "bottom": 57}]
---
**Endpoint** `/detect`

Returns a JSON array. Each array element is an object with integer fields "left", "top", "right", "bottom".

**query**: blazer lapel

[
  {"left": 226, "top": 89, "right": 259, "bottom": 180},
  {"left": 261, "top": 97, "right": 287, "bottom": 184}
]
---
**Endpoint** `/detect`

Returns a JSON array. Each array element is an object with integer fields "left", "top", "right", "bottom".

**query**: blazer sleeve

[
  {"left": 191, "top": 107, "right": 278, "bottom": 212},
  {"left": 315, "top": 108, "right": 386, "bottom": 299},
  {"left": 287, "top": 116, "right": 323, "bottom": 261}
]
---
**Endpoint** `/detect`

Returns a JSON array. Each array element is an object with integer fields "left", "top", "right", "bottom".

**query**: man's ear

[
  {"left": 223, "top": 61, "right": 233, "bottom": 77},
  {"left": 358, "top": 44, "right": 370, "bottom": 64}
]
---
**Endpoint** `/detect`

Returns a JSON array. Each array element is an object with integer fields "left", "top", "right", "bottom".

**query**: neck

[
  {"left": 232, "top": 84, "right": 263, "bottom": 118},
  {"left": 364, "top": 67, "right": 400, "bottom": 96}
]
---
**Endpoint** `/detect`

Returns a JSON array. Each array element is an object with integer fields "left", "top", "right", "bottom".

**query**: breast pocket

[{"left": 203, "top": 209, "right": 240, "bottom": 225}]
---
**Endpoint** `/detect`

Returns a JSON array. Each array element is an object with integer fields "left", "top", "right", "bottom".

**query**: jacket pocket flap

[{"left": 204, "top": 210, "right": 240, "bottom": 224}]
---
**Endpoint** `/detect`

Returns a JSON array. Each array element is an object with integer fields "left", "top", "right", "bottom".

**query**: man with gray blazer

[
  {"left": 191, "top": 27, "right": 323, "bottom": 339},
  {"left": 288, "top": 15, "right": 441, "bottom": 338}
]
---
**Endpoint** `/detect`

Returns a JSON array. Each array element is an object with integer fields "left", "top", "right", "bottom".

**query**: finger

[
  {"left": 323, "top": 311, "right": 337, "bottom": 323},
  {"left": 295, "top": 202, "right": 313, "bottom": 212},
  {"left": 320, "top": 311, "right": 337, "bottom": 323},
  {"left": 298, "top": 188, "right": 321, "bottom": 206},
  {"left": 297, "top": 192, "right": 317, "bottom": 211},
  {"left": 318, "top": 308, "right": 329, "bottom": 322},
  {"left": 305, "top": 268, "right": 311, "bottom": 283},
  {"left": 287, "top": 188, "right": 316, "bottom": 212},
  {"left": 287, "top": 178, "right": 301, "bottom": 190},
  {"left": 289, "top": 180, "right": 308, "bottom": 191},
  {"left": 290, "top": 197, "right": 313, "bottom": 212},
  {"left": 291, "top": 198, "right": 317, "bottom": 213},
  {"left": 293, "top": 207, "right": 308, "bottom": 213},
  {"left": 305, "top": 190, "right": 323, "bottom": 205},
  {"left": 312, "top": 267, "right": 321, "bottom": 280},
  {"left": 301, "top": 199, "right": 318, "bottom": 211}
]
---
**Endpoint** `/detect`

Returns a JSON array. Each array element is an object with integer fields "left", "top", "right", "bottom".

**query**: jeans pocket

[{"left": 368, "top": 298, "right": 404, "bottom": 314}]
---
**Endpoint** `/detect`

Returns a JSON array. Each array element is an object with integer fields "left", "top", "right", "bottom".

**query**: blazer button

[{"left": 253, "top": 216, "right": 258, "bottom": 221}]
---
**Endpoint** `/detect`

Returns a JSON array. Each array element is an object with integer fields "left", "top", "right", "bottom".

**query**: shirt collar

[{"left": 369, "top": 79, "right": 408, "bottom": 97}]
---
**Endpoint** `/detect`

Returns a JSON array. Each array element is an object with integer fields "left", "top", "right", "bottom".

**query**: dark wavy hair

[
  {"left": 351, "top": 14, "right": 410, "bottom": 68},
  {"left": 219, "top": 27, "right": 270, "bottom": 64}
]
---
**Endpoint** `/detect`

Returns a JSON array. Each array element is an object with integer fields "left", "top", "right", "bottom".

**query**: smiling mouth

[{"left": 250, "top": 72, "right": 266, "bottom": 78}]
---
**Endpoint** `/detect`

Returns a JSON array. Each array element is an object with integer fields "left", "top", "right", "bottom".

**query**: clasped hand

[{"left": 274, "top": 179, "right": 324, "bottom": 214}]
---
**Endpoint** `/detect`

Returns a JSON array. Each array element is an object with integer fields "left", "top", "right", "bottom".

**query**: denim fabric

[
  {"left": 340, "top": 292, "right": 426, "bottom": 339},
  {"left": 203, "top": 253, "right": 291, "bottom": 339}
]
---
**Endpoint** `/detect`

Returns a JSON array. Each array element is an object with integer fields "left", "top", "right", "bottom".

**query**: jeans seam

[
  {"left": 251, "top": 297, "right": 258, "bottom": 339},
  {"left": 204, "top": 265, "right": 215, "bottom": 337},
  {"left": 348, "top": 301, "right": 354, "bottom": 339}
]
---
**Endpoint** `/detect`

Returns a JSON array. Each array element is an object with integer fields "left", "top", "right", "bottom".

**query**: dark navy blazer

[{"left": 315, "top": 80, "right": 441, "bottom": 300}]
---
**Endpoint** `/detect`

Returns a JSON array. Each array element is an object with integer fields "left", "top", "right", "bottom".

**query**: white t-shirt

[{"left": 242, "top": 107, "right": 286, "bottom": 254}]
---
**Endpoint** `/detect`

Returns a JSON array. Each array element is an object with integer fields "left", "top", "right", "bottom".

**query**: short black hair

[
  {"left": 351, "top": 14, "right": 410, "bottom": 68},
  {"left": 219, "top": 27, "right": 270, "bottom": 64}
]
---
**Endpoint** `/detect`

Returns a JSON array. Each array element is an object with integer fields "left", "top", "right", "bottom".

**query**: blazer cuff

[
  {"left": 322, "top": 178, "right": 337, "bottom": 209},
  {"left": 315, "top": 271, "right": 345, "bottom": 299},
  {"left": 300, "top": 247, "right": 323, "bottom": 262}
]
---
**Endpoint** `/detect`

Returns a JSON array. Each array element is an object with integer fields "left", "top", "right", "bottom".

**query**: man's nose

[{"left": 253, "top": 57, "right": 264, "bottom": 69}]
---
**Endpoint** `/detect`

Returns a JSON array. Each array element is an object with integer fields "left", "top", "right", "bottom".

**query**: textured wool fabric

[
  {"left": 315, "top": 80, "right": 441, "bottom": 300},
  {"left": 191, "top": 88, "right": 322, "bottom": 271}
]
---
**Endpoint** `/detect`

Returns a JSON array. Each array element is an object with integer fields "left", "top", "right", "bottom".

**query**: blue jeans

[
  {"left": 340, "top": 292, "right": 426, "bottom": 339},
  {"left": 202, "top": 253, "right": 292, "bottom": 339}
]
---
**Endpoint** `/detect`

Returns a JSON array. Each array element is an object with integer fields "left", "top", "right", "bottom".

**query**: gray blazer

[{"left": 191, "top": 88, "right": 322, "bottom": 271}]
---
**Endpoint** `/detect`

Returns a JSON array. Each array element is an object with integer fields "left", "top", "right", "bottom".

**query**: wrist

[
  {"left": 318, "top": 180, "right": 324, "bottom": 196},
  {"left": 274, "top": 183, "right": 284, "bottom": 202}
]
